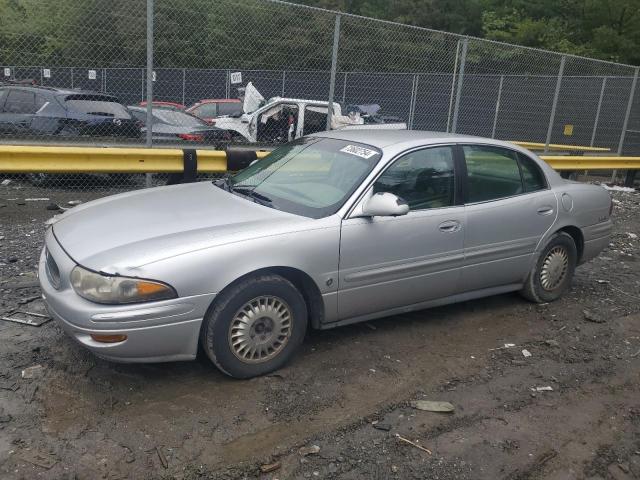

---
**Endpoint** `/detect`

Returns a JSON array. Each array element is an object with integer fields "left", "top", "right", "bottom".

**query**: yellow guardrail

[
  {"left": 0, "top": 144, "right": 636, "bottom": 174},
  {"left": 511, "top": 141, "right": 610, "bottom": 152},
  {"left": 540, "top": 156, "right": 640, "bottom": 170}
]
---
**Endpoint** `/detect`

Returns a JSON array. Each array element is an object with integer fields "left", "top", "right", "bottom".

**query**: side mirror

[{"left": 361, "top": 192, "right": 409, "bottom": 217}]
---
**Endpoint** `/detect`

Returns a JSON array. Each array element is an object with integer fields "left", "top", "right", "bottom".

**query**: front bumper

[{"left": 39, "top": 229, "right": 216, "bottom": 363}]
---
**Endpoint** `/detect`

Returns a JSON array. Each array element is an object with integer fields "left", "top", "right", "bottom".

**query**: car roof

[
  {"left": 309, "top": 129, "right": 494, "bottom": 149},
  {"left": 193, "top": 99, "right": 241, "bottom": 104},
  {"left": 0, "top": 84, "right": 115, "bottom": 98}
]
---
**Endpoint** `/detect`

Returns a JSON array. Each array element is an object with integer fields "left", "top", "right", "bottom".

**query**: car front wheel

[
  {"left": 201, "top": 274, "right": 307, "bottom": 378},
  {"left": 521, "top": 231, "right": 577, "bottom": 303}
]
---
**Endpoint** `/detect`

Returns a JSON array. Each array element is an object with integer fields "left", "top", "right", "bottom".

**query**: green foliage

[{"left": 0, "top": 0, "right": 637, "bottom": 70}]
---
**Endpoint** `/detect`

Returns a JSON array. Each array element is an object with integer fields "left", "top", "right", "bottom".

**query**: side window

[
  {"left": 373, "top": 146, "right": 455, "bottom": 210},
  {"left": 303, "top": 105, "right": 328, "bottom": 135},
  {"left": 218, "top": 102, "right": 241, "bottom": 116},
  {"left": 463, "top": 145, "right": 523, "bottom": 203},
  {"left": 517, "top": 153, "right": 547, "bottom": 192},
  {"left": 194, "top": 104, "right": 217, "bottom": 117},
  {"left": 4, "top": 90, "right": 37, "bottom": 114}
]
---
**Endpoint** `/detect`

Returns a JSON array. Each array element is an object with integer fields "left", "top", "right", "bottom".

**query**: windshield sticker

[{"left": 340, "top": 145, "right": 378, "bottom": 159}]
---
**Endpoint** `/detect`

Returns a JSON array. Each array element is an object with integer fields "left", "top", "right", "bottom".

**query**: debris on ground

[
  {"left": 299, "top": 445, "right": 321, "bottom": 456},
  {"left": 155, "top": 446, "right": 168, "bottom": 469},
  {"left": 260, "top": 461, "right": 281, "bottom": 473},
  {"left": 67, "top": 200, "right": 83, "bottom": 206},
  {"left": 410, "top": 400, "right": 455, "bottom": 413},
  {"left": 21, "top": 365, "right": 44, "bottom": 379},
  {"left": 45, "top": 203, "right": 61, "bottom": 211},
  {"left": 395, "top": 434, "right": 432, "bottom": 455},
  {"left": 532, "top": 386, "right": 554, "bottom": 392},
  {"left": 522, "top": 349, "right": 532, "bottom": 358},
  {"left": 19, "top": 450, "right": 58, "bottom": 469},
  {"left": 583, "top": 309, "right": 606, "bottom": 323},
  {"left": 1, "top": 310, "right": 51, "bottom": 327},
  {"left": 372, "top": 421, "right": 391, "bottom": 431}
]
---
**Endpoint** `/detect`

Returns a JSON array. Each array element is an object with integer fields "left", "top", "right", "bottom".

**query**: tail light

[{"left": 177, "top": 133, "right": 204, "bottom": 142}]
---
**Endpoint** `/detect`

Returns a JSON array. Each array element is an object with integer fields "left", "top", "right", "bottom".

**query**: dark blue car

[{"left": 0, "top": 84, "right": 140, "bottom": 139}]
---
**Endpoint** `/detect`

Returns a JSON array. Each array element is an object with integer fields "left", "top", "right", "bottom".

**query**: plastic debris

[
  {"left": 522, "top": 349, "right": 532, "bottom": 358},
  {"left": 531, "top": 386, "right": 554, "bottom": 392},
  {"left": 67, "top": 200, "right": 83, "bottom": 206},
  {"left": 410, "top": 400, "right": 455, "bottom": 413},
  {"left": 21, "top": 365, "right": 44, "bottom": 379}
]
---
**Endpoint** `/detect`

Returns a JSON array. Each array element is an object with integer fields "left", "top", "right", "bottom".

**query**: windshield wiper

[{"left": 232, "top": 186, "right": 273, "bottom": 206}]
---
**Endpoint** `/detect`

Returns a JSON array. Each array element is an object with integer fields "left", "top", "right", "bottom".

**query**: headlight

[{"left": 70, "top": 265, "right": 176, "bottom": 304}]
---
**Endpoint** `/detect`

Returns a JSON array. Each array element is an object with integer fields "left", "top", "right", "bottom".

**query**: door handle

[
  {"left": 438, "top": 220, "right": 461, "bottom": 232},
  {"left": 537, "top": 206, "right": 554, "bottom": 216}
]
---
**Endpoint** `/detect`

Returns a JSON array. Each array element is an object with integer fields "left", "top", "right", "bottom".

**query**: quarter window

[
  {"left": 463, "top": 145, "right": 523, "bottom": 203},
  {"left": 373, "top": 146, "right": 455, "bottom": 210},
  {"left": 3, "top": 90, "right": 37, "bottom": 114},
  {"left": 517, "top": 153, "right": 547, "bottom": 192}
]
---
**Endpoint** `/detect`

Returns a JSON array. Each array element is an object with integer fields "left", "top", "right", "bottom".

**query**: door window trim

[
  {"left": 458, "top": 143, "right": 550, "bottom": 206},
  {"left": 345, "top": 143, "right": 463, "bottom": 219}
]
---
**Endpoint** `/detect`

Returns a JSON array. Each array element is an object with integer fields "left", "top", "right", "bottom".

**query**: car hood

[{"left": 52, "top": 182, "right": 303, "bottom": 274}]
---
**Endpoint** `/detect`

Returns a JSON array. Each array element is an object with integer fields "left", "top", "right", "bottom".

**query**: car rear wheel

[
  {"left": 201, "top": 274, "right": 307, "bottom": 378},
  {"left": 520, "top": 232, "right": 577, "bottom": 303}
]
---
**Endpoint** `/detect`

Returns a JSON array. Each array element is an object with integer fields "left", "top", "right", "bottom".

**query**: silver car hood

[{"left": 52, "top": 182, "right": 303, "bottom": 274}]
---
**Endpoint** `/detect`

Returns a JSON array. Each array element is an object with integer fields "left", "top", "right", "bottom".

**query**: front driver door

[{"left": 338, "top": 145, "right": 465, "bottom": 320}]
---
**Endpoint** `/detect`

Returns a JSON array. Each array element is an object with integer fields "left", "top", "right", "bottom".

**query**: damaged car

[
  {"left": 39, "top": 130, "right": 612, "bottom": 378},
  {"left": 213, "top": 82, "right": 407, "bottom": 144}
]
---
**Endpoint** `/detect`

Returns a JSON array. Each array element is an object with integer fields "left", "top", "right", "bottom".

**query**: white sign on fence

[
  {"left": 152, "top": 71, "right": 156, "bottom": 82},
  {"left": 230, "top": 71, "right": 242, "bottom": 85},
  {"left": 43, "top": 68, "right": 51, "bottom": 78},
  {"left": 88, "top": 69, "right": 97, "bottom": 80},
  {"left": 3, "top": 68, "right": 10, "bottom": 77}
]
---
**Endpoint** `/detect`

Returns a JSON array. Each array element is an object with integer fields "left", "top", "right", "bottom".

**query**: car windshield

[
  {"left": 228, "top": 137, "right": 381, "bottom": 219},
  {"left": 153, "top": 110, "right": 206, "bottom": 127}
]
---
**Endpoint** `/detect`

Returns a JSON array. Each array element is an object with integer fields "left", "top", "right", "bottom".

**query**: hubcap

[
  {"left": 540, "top": 246, "right": 569, "bottom": 291},
  {"left": 228, "top": 296, "right": 293, "bottom": 364}
]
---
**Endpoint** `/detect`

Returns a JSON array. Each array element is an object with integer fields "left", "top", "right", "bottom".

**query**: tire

[
  {"left": 520, "top": 231, "right": 577, "bottom": 303},
  {"left": 200, "top": 274, "right": 307, "bottom": 378}
]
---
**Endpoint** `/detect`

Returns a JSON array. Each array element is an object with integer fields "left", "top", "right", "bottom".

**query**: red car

[
  {"left": 186, "top": 99, "right": 242, "bottom": 123},
  {"left": 139, "top": 101, "right": 186, "bottom": 111}
]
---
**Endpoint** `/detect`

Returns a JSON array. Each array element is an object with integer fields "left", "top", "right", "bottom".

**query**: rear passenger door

[{"left": 461, "top": 144, "right": 557, "bottom": 292}]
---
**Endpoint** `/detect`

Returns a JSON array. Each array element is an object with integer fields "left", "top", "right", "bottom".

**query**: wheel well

[
  {"left": 218, "top": 267, "right": 325, "bottom": 330},
  {"left": 558, "top": 226, "right": 584, "bottom": 262}
]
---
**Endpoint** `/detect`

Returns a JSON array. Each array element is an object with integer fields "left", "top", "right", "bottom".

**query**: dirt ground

[{"left": 1, "top": 179, "right": 640, "bottom": 480}]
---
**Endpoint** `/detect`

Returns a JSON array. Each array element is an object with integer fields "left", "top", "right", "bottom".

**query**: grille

[{"left": 45, "top": 249, "right": 61, "bottom": 290}]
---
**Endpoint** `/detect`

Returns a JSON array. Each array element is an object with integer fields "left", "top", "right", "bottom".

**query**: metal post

[
  {"left": 326, "top": 14, "right": 341, "bottom": 131},
  {"left": 226, "top": 70, "right": 230, "bottom": 99},
  {"left": 614, "top": 67, "right": 639, "bottom": 183},
  {"left": 446, "top": 41, "right": 461, "bottom": 133},
  {"left": 102, "top": 68, "right": 106, "bottom": 93},
  {"left": 491, "top": 75, "right": 504, "bottom": 139},
  {"left": 71, "top": 68, "right": 74, "bottom": 89},
  {"left": 544, "top": 55, "right": 566, "bottom": 153},
  {"left": 281, "top": 71, "right": 286, "bottom": 96},
  {"left": 617, "top": 67, "right": 639, "bottom": 155},
  {"left": 145, "top": 0, "right": 154, "bottom": 187},
  {"left": 140, "top": 68, "right": 144, "bottom": 102},
  {"left": 182, "top": 68, "right": 186, "bottom": 106},
  {"left": 450, "top": 38, "right": 468, "bottom": 134},
  {"left": 590, "top": 77, "right": 607, "bottom": 146},
  {"left": 341, "top": 72, "right": 348, "bottom": 103},
  {"left": 408, "top": 74, "right": 418, "bottom": 130}
]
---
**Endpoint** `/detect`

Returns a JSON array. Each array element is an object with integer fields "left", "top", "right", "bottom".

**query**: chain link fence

[{"left": 1, "top": 0, "right": 639, "bottom": 199}]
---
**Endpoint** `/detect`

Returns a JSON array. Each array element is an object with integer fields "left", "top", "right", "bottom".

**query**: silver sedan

[{"left": 39, "top": 130, "right": 613, "bottom": 378}]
